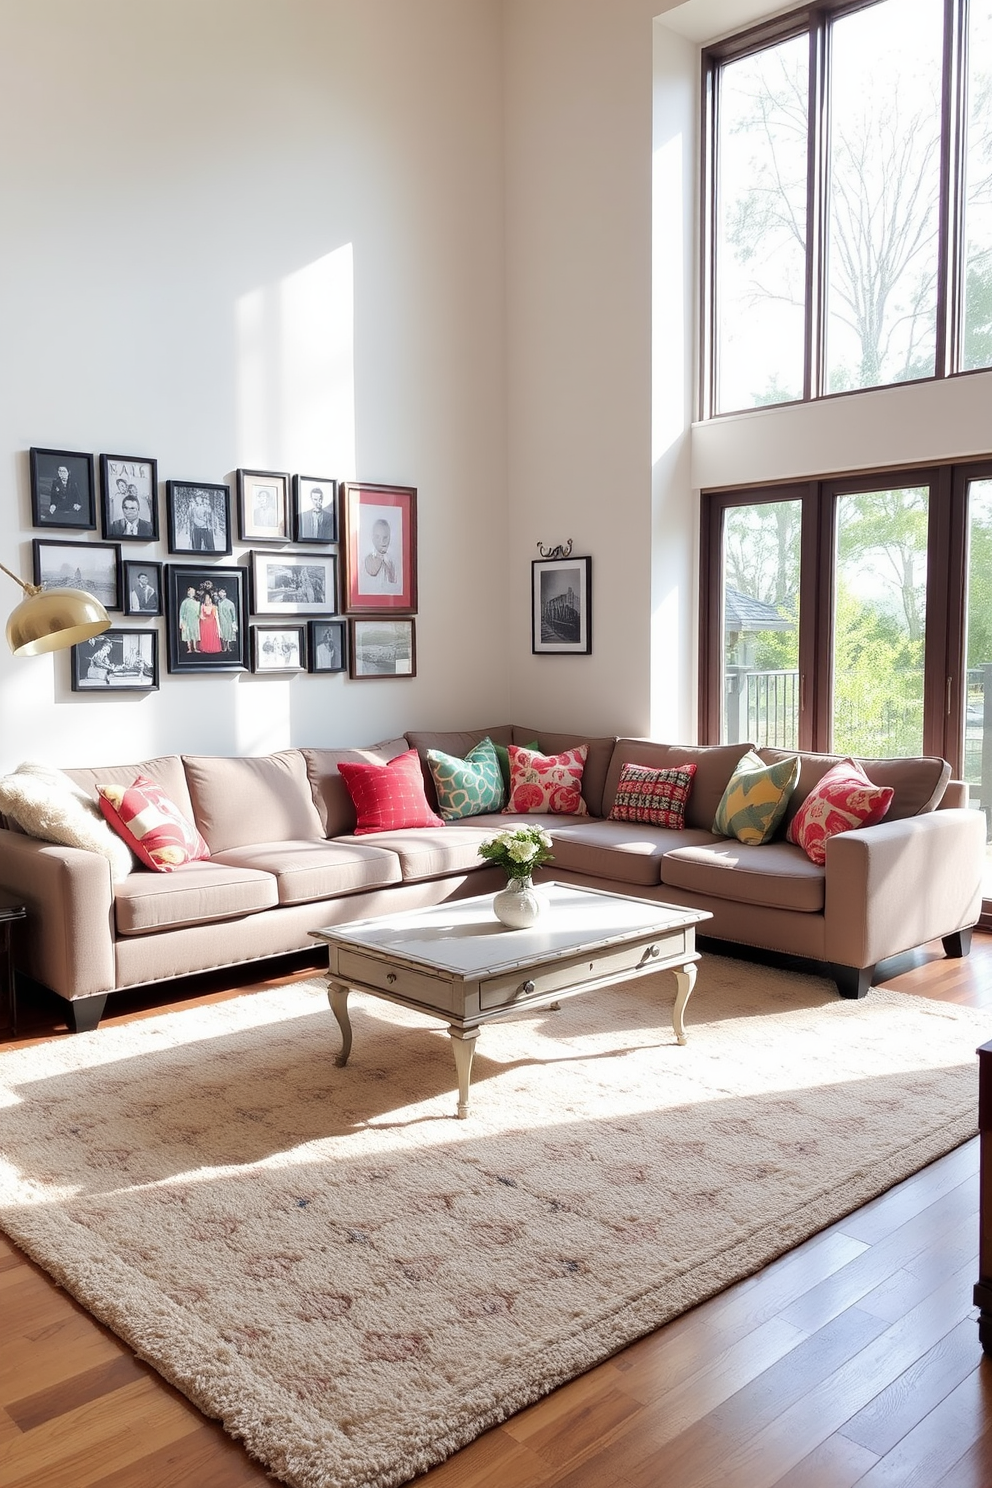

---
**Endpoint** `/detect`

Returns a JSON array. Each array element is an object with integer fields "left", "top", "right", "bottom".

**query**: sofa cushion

[
  {"left": 114, "top": 861, "right": 279, "bottom": 936},
  {"left": 786, "top": 758, "right": 894, "bottom": 865},
  {"left": 504, "top": 744, "right": 589, "bottom": 817},
  {"left": 427, "top": 737, "right": 505, "bottom": 820},
  {"left": 759, "top": 748, "right": 950, "bottom": 826},
  {"left": 512, "top": 727, "right": 616, "bottom": 817},
  {"left": 97, "top": 774, "right": 211, "bottom": 872},
  {"left": 67, "top": 754, "right": 196, "bottom": 823},
  {"left": 712, "top": 750, "right": 800, "bottom": 845},
  {"left": 212, "top": 840, "right": 403, "bottom": 905},
  {"left": 337, "top": 749, "right": 444, "bottom": 834},
  {"left": 548, "top": 820, "right": 723, "bottom": 888},
  {"left": 302, "top": 738, "right": 411, "bottom": 836},
  {"left": 333, "top": 823, "right": 494, "bottom": 882},
  {"left": 183, "top": 751, "right": 324, "bottom": 853},
  {"left": 603, "top": 742, "right": 755, "bottom": 833},
  {"left": 406, "top": 726, "right": 515, "bottom": 810},
  {"left": 609, "top": 760, "right": 697, "bottom": 829},
  {"left": 661, "top": 840, "right": 825, "bottom": 913}
]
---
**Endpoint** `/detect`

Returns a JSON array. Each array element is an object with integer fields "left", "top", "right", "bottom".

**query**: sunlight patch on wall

[{"left": 652, "top": 132, "right": 686, "bottom": 465}]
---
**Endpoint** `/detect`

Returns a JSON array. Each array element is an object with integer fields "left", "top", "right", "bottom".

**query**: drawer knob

[
  {"left": 521, "top": 979, "right": 536, "bottom": 996},
  {"left": 387, "top": 972, "right": 397, "bottom": 984},
  {"left": 646, "top": 944, "right": 661, "bottom": 958}
]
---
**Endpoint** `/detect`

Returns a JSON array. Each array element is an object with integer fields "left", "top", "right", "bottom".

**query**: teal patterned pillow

[{"left": 427, "top": 737, "right": 505, "bottom": 821}]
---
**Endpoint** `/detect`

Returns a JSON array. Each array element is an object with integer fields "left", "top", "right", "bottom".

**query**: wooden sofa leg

[
  {"left": 66, "top": 994, "right": 108, "bottom": 1033},
  {"left": 942, "top": 928, "right": 974, "bottom": 959},
  {"left": 830, "top": 964, "right": 875, "bottom": 999}
]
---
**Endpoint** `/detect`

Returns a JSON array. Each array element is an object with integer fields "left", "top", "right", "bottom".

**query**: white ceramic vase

[{"left": 492, "top": 875, "right": 548, "bottom": 929}]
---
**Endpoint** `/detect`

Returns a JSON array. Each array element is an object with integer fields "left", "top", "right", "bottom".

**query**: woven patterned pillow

[
  {"left": 787, "top": 758, "right": 894, "bottom": 864},
  {"left": 97, "top": 774, "right": 210, "bottom": 872},
  {"left": 503, "top": 744, "right": 589, "bottom": 816},
  {"left": 712, "top": 750, "right": 800, "bottom": 845},
  {"left": 609, "top": 760, "right": 697, "bottom": 829},
  {"left": 337, "top": 749, "right": 444, "bottom": 834},
  {"left": 427, "top": 737, "right": 505, "bottom": 821}
]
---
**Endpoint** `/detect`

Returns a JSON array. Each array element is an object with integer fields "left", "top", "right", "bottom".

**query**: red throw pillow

[
  {"left": 609, "top": 760, "right": 697, "bottom": 828},
  {"left": 787, "top": 758, "right": 894, "bottom": 865},
  {"left": 97, "top": 774, "right": 210, "bottom": 872},
  {"left": 337, "top": 749, "right": 444, "bottom": 834},
  {"left": 502, "top": 743, "right": 589, "bottom": 816}
]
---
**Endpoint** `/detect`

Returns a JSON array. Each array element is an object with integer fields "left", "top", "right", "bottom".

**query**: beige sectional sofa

[{"left": 0, "top": 723, "right": 984, "bottom": 1031}]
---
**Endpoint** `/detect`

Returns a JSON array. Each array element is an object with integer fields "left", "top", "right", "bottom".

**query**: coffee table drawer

[
  {"left": 479, "top": 929, "right": 690, "bottom": 1011},
  {"left": 335, "top": 949, "right": 459, "bottom": 1015}
]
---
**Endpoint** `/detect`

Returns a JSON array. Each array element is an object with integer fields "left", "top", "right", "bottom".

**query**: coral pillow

[
  {"left": 97, "top": 774, "right": 210, "bottom": 872},
  {"left": 503, "top": 744, "right": 589, "bottom": 816},
  {"left": 609, "top": 761, "right": 697, "bottom": 829},
  {"left": 787, "top": 758, "right": 894, "bottom": 865},
  {"left": 427, "top": 737, "right": 505, "bottom": 821},
  {"left": 337, "top": 748, "right": 444, "bottom": 834},
  {"left": 712, "top": 750, "right": 800, "bottom": 845}
]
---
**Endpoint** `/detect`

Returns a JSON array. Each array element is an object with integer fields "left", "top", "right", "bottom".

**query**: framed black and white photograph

[
  {"left": 70, "top": 630, "right": 158, "bottom": 692},
  {"left": 293, "top": 475, "right": 338, "bottom": 544},
  {"left": 166, "top": 481, "right": 232, "bottom": 556},
  {"left": 29, "top": 447, "right": 96, "bottom": 530},
  {"left": 532, "top": 554, "right": 591, "bottom": 655},
  {"left": 32, "top": 538, "right": 121, "bottom": 611},
  {"left": 249, "top": 550, "right": 336, "bottom": 615},
  {"left": 164, "top": 564, "right": 248, "bottom": 673},
  {"left": 122, "top": 560, "right": 163, "bottom": 616},
  {"left": 237, "top": 468, "right": 290, "bottom": 543},
  {"left": 308, "top": 618, "right": 347, "bottom": 673},
  {"left": 100, "top": 454, "right": 159, "bottom": 541},
  {"left": 251, "top": 624, "right": 306, "bottom": 674},
  {"left": 348, "top": 617, "right": 416, "bottom": 679}
]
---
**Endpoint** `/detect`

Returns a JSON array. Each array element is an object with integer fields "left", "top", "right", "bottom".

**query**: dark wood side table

[{"left": 0, "top": 890, "right": 27, "bottom": 1037}]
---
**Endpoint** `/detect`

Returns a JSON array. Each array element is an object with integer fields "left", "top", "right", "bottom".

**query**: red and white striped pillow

[{"left": 97, "top": 774, "right": 210, "bottom": 872}]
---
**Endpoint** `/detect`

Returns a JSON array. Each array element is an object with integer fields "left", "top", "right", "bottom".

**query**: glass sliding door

[
  {"left": 964, "top": 479, "right": 992, "bottom": 895},
  {"left": 721, "top": 500, "right": 801, "bottom": 746}
]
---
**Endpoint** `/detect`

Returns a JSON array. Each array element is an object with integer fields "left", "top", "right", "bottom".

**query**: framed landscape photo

[
  {"left": 341, "top": 481, "right": 416, "bottom": 613},
  {"left": 293, "top": 475, "right": 338, "bottom": 544},
  {"left": 122, "top": 560, "right": 163, "bottom": 616},
  {"left": 348, "top": 617, "right": 416, "bottom": 679},
  {"left": 237, "top": 468, "right": 290, "bottom": 543},
  {"left": 32, "top": 538, "right": 121, "bottom": 611},
  {"left": 70, "top": 629, "right": 158, "bottom": 693},
  {"left": 532, "top": 554, "right": 591, "bottom": 655},
  {"left": 164, "top": 564, "right": 248, "bottom": 673},
  {"left": 249, "top": 550, "right": 336, "bottom": 615},
  {"left": 29, "top": 447, "right": 96, "bottom": 531},
  {"left": 251, "top": 624, "right": 306, "bottom": 674},
  {"left": 166, "top": 481, "right": 232, "bottom": 556},
  {"left": 308, "top": 618, "right": 347, "bottom": 673},
  {"left": 100, "top": 454, "right": 159, "bottom": 541}
]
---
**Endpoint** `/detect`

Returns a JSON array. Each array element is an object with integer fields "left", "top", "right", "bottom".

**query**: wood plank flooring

[{"left": 0, "top": 938, "right": 990, "bottom": 1488}]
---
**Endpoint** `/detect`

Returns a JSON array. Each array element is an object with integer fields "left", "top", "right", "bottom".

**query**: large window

[{"left": 703, "top": 0, "right": 992, "bottom": 415}]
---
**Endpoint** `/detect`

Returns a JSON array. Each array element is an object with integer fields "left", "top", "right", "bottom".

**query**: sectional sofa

[{"left": 0, "top": 723, "right": 983, "bottom": 1031}]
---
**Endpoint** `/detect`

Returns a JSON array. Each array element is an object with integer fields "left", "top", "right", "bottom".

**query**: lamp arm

[{"left": 0, "top": 560, "right": 40, "bottom": 598}]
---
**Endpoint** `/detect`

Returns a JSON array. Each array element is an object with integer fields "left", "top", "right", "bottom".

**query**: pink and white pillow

[
  {"left": 502, "top": 744, "right": 589, "bottom": 816},
  {"left": 336, "top": 749, "right": 444, "bottom": 834},
  {"left": 97, "top": 774, "right": 210, "bottom": 872},
  {"left": 787, "top": 758, "right": 894, "bottom": 865}
]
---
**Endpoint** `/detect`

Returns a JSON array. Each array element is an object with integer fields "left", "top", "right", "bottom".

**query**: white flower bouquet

[{"left": 478, "top": 824, "right": 554, "bottom": 882}]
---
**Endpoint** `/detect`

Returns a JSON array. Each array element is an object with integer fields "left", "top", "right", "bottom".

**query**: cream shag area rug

[{"left": 0, "top": 959, "right": 982, "bottom": 1488}]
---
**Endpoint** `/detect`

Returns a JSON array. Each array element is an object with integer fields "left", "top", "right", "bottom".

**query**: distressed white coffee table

[{"left": 311, "top": 882, "right": 711, "bottom": 1118}]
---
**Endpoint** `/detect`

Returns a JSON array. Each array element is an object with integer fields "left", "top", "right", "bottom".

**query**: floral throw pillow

[
  {"left": 503, "top": 744, "right": 589, "bottom": 816},
  {"left": 427, "top": 737, "right": 505, "bottom": 821},
  {"left": 337, "top": 749, "right": 445, "bottom": 834},
  {"left": 97, "top": 774, "right": 210, "bottom": 872},
  {"left": 609, "top": 760, "right": 697, "bottom": 829},
  {"left": 787, "top": 758, "right": 894, "bottom": 865}
]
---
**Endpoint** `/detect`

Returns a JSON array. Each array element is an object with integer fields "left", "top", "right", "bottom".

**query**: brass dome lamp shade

[{"left": 0, "top": 559, "right": 111, "bottom": 656}]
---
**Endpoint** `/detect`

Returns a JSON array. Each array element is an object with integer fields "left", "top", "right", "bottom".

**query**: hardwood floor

[{"left": 1, "top": 939, "right": 990, "bottom": 1488}]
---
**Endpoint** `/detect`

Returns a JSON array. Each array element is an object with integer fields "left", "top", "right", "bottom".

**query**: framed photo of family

[
  {"left": 32, "top": 538, "right": 121, "bottom": 611},
  {"left": 100, "top": 454, "right": 159, "bottom": 542},
  {"left": 348, "top": 618, "right": 416, "bottom": 679},
  {"left": 164, "top": 564, "right": 249, "bottom": 673},
  {"left": 238, "top": 469, "right": 291, "bottom": 543},
  {"left": 293, "top": 475, "right": 338, "bottom": 544},
  {"left": 122, "top": 560, "right": 163, "bottom": 616},
  {"left": 70, "top": 630, "right": 159, "bottom": 693},
  {"left": 166, "top": 481, "right": 232, "bottom": 556},
  {"left": 341, "top": 482, "right": 416, "bottom": 613},
  {"left": 531, "top": 554, "right": 592, "bottom": 655},
  {"left": 249, "top": 550, "right": 336, "bottom": 616},
  {"left": 30, "top": 447, "right": 96, "bottom": 531},
  {"left": 308, "top": 619, "right": 346, "bottom": 673},
  {"left": 251, "top": 625, "right": 306, "bottom": 674}
]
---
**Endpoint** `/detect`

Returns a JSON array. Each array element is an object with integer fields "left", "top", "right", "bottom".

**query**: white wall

[{"left": 0, "top": 0, "right": 508, "bottom": 771}]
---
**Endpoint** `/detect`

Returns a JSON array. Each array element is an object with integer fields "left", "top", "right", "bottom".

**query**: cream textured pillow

[{"left": 0, "top": 762, "right": 135, "bottom": 882}]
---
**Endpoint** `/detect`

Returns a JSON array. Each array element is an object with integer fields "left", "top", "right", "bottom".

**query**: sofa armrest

[
  {"left": 824, "top": 808, "right": 985, "bottom": 970},
  {"left": 0, "top": 826, "right": 116, "bottom": 999}
]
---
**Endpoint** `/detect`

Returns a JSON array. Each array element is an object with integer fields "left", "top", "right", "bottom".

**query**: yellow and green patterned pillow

[
  {"left": 427, "top": 736, "right": 505, "bottom": 821},
  {"left": 712, "top": 750, "right": 800, "bottom": 845}
]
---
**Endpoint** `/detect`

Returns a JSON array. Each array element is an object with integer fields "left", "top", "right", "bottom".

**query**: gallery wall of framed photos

[{"left": 27, "top": 449, "right": 420, "bottom": 692}]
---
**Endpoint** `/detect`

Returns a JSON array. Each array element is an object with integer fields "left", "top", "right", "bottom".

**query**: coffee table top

[{"left": 312, "top": 881, "right": 709, "bottom": 980}]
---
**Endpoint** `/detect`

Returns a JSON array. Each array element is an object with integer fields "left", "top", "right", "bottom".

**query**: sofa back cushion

[
  {"left": 182, "top": 750, "right": 324, "bottom": 853},
  {"left": 406, "top": 726, "right": 514, "bottom": 810},
  {"left": 301, "top": 738, "right": 411, "bottom": 836},
  {"left": 66, "top": 754, "right": 196, "bottom": 822},
  {"left": 603, "top": 741, "right": 755, "bottom": 833},
  {"left": 512, "top": 726, "right": 617, "bottom": 818},
  {"left": 758, "top": 749, "right": 950, "bottom": 827}
]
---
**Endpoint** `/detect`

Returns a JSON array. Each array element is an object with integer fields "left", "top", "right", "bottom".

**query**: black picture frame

[
  {"left": 251, "top": 624, "right": 306, "bottom": 674},
  {"left": 122, "top": 560, "right": 163, "bottom": 616},
  {"left": 307, "top": 619, "right": 347, "bottom": 673},
  {"left": 249, "top": 549, "right": 337, "bottom": 615},
  {"left": 164, "top": 564, "right": 248, "bottom": 673},
  {"left": 531, "top": 555, "right": 592, "bottom": 655},
  {"left": 348, "top": 617, "right": 416, "bottom": 679},
  {"left": 32, "top": 538, "right": 121, "bottom": 611},
  {"left": 29, "top": 447, "right": 96, "bottom": 530},
  {"left": 237, "top": 468, "right": 291, "bottom": 543},
  {"left": 293, "top": 475, "right": 338, "bottom": 544},
  {"left": 99, "top": 454, "right": 159, "bottom": 542},
  {"left": 70, "top": 629, "right": 159, "bottom": 693},
  {"left": 166, "top": 481, "right": 232, "bottom": 556}
]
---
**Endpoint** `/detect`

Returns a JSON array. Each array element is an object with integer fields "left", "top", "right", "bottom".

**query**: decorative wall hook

[{"left": 536, "top": 539, "right": 573, "bottom": 560}]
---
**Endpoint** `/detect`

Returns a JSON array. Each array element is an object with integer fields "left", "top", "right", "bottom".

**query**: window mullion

[
  {"left": 805, "top": 13, "right": 829, "bottom": 400},
  {"left": 938, "top": 0, "right": 969, "bottom": 376}
]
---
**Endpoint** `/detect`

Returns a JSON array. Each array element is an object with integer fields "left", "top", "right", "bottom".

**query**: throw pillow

[
  {"left": 712, "top": 750, "right": 801, "bottom": 845},
  {"left": 609, "top": 760, "right": 697, "bottom": 829},
  {"left": 427, "top": 736, "right": 505, "bottom": 821},
  {"left": 337, "top": 748, "right": 445, "bottom": 834},
  {"left": 97, "top": 775, "right": 211, "bottom": 872},
  {"left": 493, "top": 738, "right": 538, "bottom": 790},
  {"left": 0, "top": 761, "right": 135, "bottom": 882},
  {"left": 787, "top": 758, "right": 894, "bottom": 865},
  {"left": 503, "top": 744, "right": 589, "bottom": 816}
]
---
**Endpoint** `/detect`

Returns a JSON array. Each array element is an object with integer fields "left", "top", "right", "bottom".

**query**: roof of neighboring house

[{"left": 724, "top": 587, "right": 794, "bottom": 632}]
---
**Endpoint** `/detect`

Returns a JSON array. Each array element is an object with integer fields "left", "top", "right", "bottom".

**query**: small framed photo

[
  {"left": 165, "top": 564, "right": 249, "bottom": 673},
  {"left": 100, "top": 455, "right": 159, "bottom": 541},
  {"left": 308, "top": 618, "right": 347, "bottom": 673},
  {"left": 238, "top": 469, "right": 290, "bottom": 542},
  {"left": 32, "top": 538, "right": 121, "bottom": 611},
  {"left": 341, "top": 481, "right": 417, "bottom": 613},
  {"left": 251, "top": 624, "right": 306, "bottom": 673},
  {"left": 532, "top": 555, "right": 592, "bottom": 655},
  {"left": 349, "top": 617, "right": 416, "bottom": 679},
  {"left": 166, "top": 481, "right": 232, "bottom": 556},
  {"left": 71, "top": 629, "right": 158, "bottom": 692},
  {"left": 122, "top": 560, "right": 163, "bottom": 616},
  {"left": 30, "top": 448, "right": 96, "bottom": 530},
  {"left": 249, "top": 550, "right": 336, "bottom": 615},
  {"left": 293, "top": 475, "right": 338, "bottom": 543}
]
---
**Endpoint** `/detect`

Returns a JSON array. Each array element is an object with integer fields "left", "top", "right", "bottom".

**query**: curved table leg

[
  {"left": 671, "top": 962, "right": 697, "bottom": 1046},
  {"left": 327, "top": 980, "right": 353, "bottom": 1067},
  {"left": 448, "top": 1026, "right": 480, "bottom": 1119}
]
